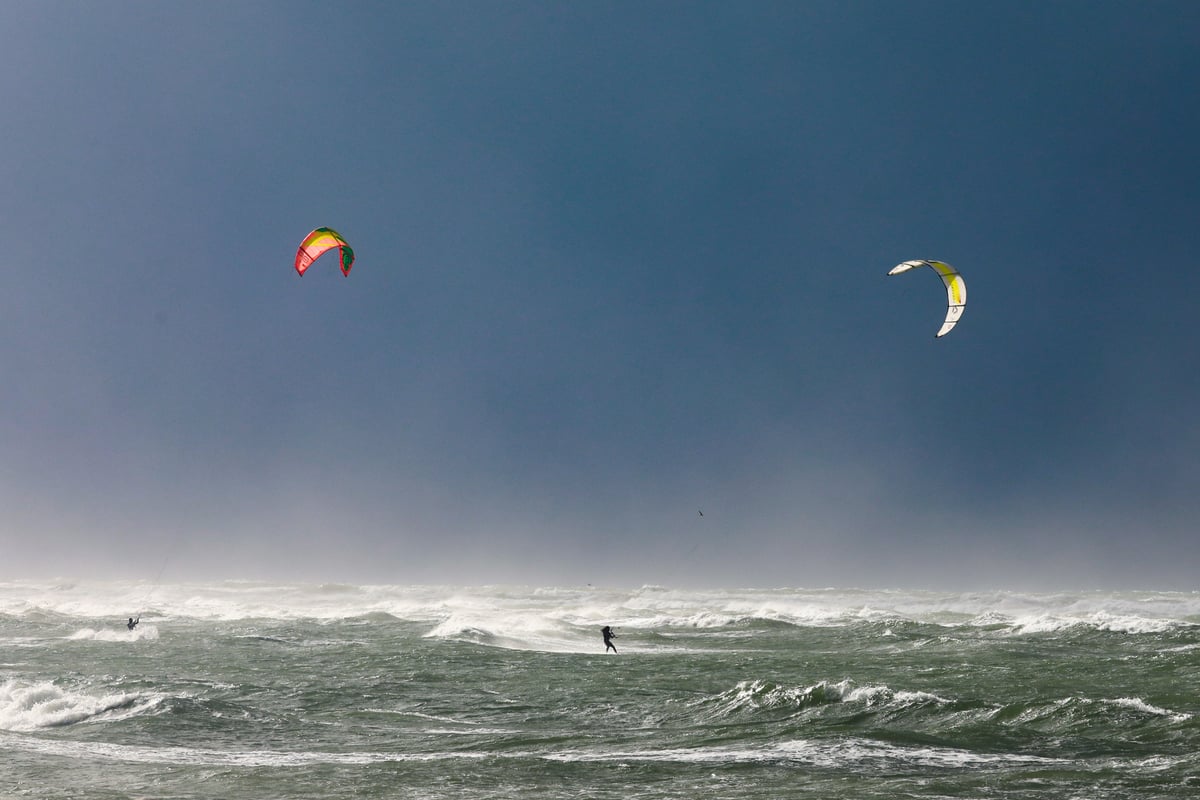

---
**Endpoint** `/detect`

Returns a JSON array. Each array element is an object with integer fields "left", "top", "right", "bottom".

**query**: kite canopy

[
  {"left": 295, "top": 227, "right": 354, "bottom": 277},
  {"left": 888, "top": 259, "right": 966, "bottom": 338}
]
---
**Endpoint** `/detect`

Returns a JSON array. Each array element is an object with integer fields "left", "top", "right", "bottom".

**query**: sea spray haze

[{"left": 3, "top": 581, "right": 1200, "bottom": 798}]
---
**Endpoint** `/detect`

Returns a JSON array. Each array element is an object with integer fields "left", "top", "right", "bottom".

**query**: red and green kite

[{"left": 294, "top": 227, "right": 354, "bottom": 277}]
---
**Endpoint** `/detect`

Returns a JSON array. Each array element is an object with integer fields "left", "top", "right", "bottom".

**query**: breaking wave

[{"left": 0, "top": 679, "right": 162, "bottom": 732}]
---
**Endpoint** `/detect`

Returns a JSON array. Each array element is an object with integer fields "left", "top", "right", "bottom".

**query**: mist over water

[{"left": 4, "top": 581, "right": 1200, "bottom": 798}]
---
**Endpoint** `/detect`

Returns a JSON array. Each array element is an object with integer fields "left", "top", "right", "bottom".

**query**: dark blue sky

[{"left": 3, "top": 1, "right": 1198, "bottom": 589}]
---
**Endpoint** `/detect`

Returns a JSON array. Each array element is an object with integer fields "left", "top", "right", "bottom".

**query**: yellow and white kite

[{"left": 888, "top": 259, "right": 966, "bottom": 338}]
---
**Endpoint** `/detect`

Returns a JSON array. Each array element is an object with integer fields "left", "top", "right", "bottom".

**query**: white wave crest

[
  {"left": 1108, "top": 697, "right": 1192, "bottom": 723},
  {"left": 698, "top": 678, "right": 953, "bottom": 718},
  {"left": 1008, "top": 612, "right": 1180, "bottom": 635},
  {"left": 0, "top": 680, "right": 161, "bottom": 732},
  {"left": 67, "top": 625, "right": 159, "bottom": 642},
  {"left": 4, "top": 581, "right": 1199, "bottom": 637},
  {"left": 0, "top": 730, "right": 1059, "bottom": 771},
  {"left": 543, "top": 736, "right": 1061, "bottom": 769}
]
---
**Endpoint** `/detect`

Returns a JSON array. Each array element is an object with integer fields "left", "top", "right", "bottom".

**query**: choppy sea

[{"left": 3, "top": 580, "right": 1199, "bottom": 798}]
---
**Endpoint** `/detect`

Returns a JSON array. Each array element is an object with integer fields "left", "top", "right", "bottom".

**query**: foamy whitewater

[{"left": 3, "top": 581, "right": 1199, "bottom": 798}]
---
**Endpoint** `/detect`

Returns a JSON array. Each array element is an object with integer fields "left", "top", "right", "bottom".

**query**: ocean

[{"left": 2, "top": 581, "right": 1199, "bottom": 799}]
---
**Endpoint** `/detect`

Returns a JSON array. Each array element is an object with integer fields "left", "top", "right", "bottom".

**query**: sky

[{"left": 2, "top": 1, "right": 1198, "bottom": 590}]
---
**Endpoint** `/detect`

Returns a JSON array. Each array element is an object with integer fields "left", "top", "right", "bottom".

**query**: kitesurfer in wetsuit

[
  {"left": 602, "top": 625, "right": 617, "bottom": 653},
  {"left": 127, "top": 616, "right": 139, "bottom": 630}
]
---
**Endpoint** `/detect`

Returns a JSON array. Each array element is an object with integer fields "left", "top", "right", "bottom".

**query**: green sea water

[{"left": 3, "top": 582, "right": 1199, "bottom": 798}]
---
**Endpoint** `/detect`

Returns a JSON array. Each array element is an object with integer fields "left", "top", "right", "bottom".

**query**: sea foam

[
  {"left": 4, "top": 580, "right": 1199, "bottom": 638},
  {"left": 0, "top": 679, "right": 159, "bottom": 731}
]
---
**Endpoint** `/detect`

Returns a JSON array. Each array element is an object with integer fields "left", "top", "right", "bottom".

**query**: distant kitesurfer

[
  {"left": 127, "top": 616, "right": 139, "bottom": 630},
  {"left": 602, "top": 625, "right": 617, "bottom": 653}
]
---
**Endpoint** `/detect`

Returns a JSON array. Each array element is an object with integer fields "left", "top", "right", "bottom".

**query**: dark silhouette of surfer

[
  {"left": 602, "top": 625, "right": 617, "bottom": 653},
  {"left": 126, "top": 616, "right": 139, "bottom": 631}
]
